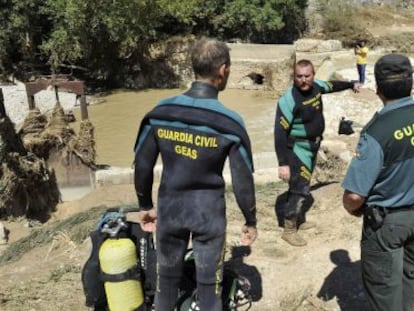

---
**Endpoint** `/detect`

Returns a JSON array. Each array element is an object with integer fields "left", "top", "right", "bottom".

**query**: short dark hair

[
  {"left": 191, "top": 37, "right": 230, "bottom": 79},
  {"left": 295, "top": 59, "right": 315, "bottom": 74},
  {"left": 375, "top": 54, "right": 413, "bottom": 99}
]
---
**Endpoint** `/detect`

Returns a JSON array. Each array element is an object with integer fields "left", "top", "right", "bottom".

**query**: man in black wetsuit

[
  {"left": 274, "top": 59, "right": 360, "bottom": 247},
  {"left": 134, "top": 37, "right": 257, "bottom": 310}
]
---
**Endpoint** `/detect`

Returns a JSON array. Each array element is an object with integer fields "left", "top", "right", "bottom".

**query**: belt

[{"left": 374, "top": 205, "right": 414, "bottom": 215}]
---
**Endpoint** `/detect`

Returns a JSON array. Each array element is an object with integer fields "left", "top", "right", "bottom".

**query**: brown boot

[
  {"left": 281, "top": 219, "right": 307, "bottom": 247},
  {"left": 298, "top": 221, "right": 316, "bottom": 231}
]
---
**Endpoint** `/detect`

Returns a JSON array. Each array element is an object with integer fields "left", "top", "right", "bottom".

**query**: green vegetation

[
  {"left": 0, "top": 0, "right": 308, "bottom": 88},
  {"left": 2, "top": 0, "right": 413, "bottom": 89}
]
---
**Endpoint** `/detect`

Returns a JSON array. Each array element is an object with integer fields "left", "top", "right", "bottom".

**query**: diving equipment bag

[
  {"left": 81, "top": 208, "right": 256, "bottom": 311},
  {"left": 177, "top": 249, "right": 256, "bottom": 311},
  {"left": 81, "top": 208, "right": 156, "bottom": 311}
]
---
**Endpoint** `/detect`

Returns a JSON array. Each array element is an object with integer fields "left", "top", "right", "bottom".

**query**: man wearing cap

[{"left": 342, "top": 53, "right": 414, "bottom": 310}]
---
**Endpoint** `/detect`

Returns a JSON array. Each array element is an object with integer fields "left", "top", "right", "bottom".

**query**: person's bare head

[
  {"left": 191, "top": 37, "right": 231, "bottom": 91},
  {"left": 294, "top": 59, "right": 315, "bottom": 92}
]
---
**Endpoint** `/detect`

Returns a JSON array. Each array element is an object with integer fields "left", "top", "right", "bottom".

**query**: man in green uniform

[
  {"left": 134, "top": 37, "right": 257, "bottom": 311},
  {"left": 274, "top": 59, "right": 360, "bottom": 247},
  {"left": 342, "top": 53, "right": 414, "bottom": 310}
]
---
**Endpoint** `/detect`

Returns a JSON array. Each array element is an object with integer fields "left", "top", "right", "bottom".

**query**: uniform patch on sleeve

[
  {"left": 353, "top": 134, "right": 369, "bottom": 160},
  {"left": 280, "top": 116, "right": 290, "bottom": 130}
]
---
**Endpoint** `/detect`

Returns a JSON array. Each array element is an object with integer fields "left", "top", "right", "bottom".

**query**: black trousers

[
  {"left": 154, "top": 191, "right": 226, "bottom": 311},
  {"left": 284, "top": 150, "right": 316, "bottom": 221}
]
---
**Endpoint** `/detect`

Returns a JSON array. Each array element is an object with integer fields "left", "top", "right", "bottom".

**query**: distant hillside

[{"left": 306, "top": 0, "right": 414, "bottom": 51}]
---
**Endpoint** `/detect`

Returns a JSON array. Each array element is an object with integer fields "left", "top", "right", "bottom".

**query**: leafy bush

[{"left": 0, "top": 0, "right": 308, "bottom": 88}]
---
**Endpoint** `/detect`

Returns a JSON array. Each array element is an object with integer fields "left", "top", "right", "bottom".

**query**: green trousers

[{"left": 362, "top": 209, "right": 414, "bottom": 311}]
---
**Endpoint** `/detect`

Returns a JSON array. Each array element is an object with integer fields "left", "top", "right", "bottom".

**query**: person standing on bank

[
  {"left": 355, "top": 40, "right": 369, "bottom": 84},
  {"left": 274, "top": 59, "right": 360, "bottom": 247},
  {"left": 134, "top": 37, "right": 257, "bottom": 310},
  {"left": 342, "top": 53, "right": 414, "bottom": 311}
]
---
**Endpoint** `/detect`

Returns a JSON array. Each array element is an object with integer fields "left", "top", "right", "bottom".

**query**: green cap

[{"left": 375, "top": 53, "right": 413, "bottom": 82}]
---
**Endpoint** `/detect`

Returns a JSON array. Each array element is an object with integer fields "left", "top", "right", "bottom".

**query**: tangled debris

[
  {"left": 0, "top": 115, "right": 60, "bottom": 221},
  {"left": 0, "top": 99, "right": 96, "bottom": 221},
  {"left": 72, "top": 119, "right": 96, "bottom": 169}
]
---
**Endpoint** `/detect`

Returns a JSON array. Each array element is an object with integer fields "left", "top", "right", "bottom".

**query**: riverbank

[
  {"left": 91, "top": 47, "right": 387, "bottom": 190},
  {"left": 0, "top": 46, "right": 386, "bottom": 192}
]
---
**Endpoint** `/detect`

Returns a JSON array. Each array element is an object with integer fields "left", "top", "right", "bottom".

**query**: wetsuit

[
  {"left": 342, "top": 97, "right": 414, "bottom": 310},
  {"left": 134, "top": 81, "right": 256, "bottom": 311},
  {"left": 274, "top": 80, "right": 354, "bottom": 220}
]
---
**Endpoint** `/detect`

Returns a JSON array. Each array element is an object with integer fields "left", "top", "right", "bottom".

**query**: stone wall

[
  {"left": 151, "top": 38, "right": 296, "bottom": 92},
  {"left": 226, "top": 43, "right": 295, "bottom": 92}
]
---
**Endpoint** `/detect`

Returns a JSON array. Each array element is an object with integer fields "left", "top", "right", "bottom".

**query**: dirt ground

[
  {"left": 0, "top": 178, "right": 366, "bottom": 311},
  {"left": 2, "top": 5, "right": 414, "bottom": 311}
]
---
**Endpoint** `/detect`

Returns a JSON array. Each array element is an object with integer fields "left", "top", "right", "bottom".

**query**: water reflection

[{"left": 73, "top": 88, "right": 278, "bottom": 167}]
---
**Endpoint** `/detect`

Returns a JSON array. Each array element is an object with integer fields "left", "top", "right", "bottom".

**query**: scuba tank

[{"left": 98, "top": 211, "right": 145, "bottom": 311}]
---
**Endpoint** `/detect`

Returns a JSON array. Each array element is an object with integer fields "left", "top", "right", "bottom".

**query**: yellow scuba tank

[{"left": 99, "top": 221, "right": 144, "bottom": 311}]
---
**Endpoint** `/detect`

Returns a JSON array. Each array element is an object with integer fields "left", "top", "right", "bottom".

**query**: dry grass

[
  {"left": 0, "top": 205, "right": 105, "bottom": 265},
  {"left": 0, "top": 185, "right": 285, "bottom": 266},
  {"left": 315, "top": 0, "right": 414, "bottom": 49},
  {"left": 279, "top": 286, "right": 313, "bottom": 310},
  {"left": 375, "top": 32, "right": 414, "bottom": 53}
]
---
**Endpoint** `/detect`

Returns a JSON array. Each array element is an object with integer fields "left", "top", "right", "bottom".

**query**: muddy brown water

[
  {"left": 73, "top": 88, "right": 278, "bottom": 167},
  {"left": 72, "top": 52, "right": 378, "bottom": 169}
]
